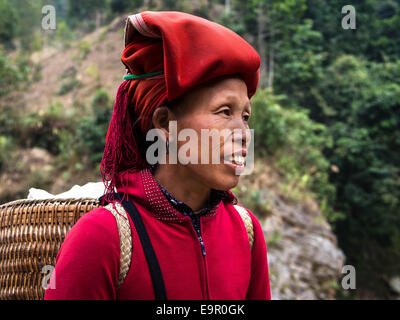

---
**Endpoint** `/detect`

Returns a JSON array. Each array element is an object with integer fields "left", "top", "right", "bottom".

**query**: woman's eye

[
  {"left": 219, "top": 108, "right": 231, "bottom": 116},
  {"left": 243, "top": 114, "right": 250, "bottom": 122}
]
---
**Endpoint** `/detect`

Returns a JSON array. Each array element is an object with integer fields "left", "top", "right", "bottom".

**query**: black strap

[{"left": 100, "top": 193, "right": 168, "bottom": 300}]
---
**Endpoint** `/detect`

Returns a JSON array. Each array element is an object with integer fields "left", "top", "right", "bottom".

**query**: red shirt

[{"left": 44, "top": 169, "right": 271, "bottom": 300}]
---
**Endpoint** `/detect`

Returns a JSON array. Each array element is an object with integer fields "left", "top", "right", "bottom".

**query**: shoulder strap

[
  {"left": 234, "top": 204, "right": 255, "bottom": 250},
  {"left": 104, "top": 201, "right": 132, "bottom": 289},
  {"left": 105, "top": 193, "right": 167, "bottom": 300}
]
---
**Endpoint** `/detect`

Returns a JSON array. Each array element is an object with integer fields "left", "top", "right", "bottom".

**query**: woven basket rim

[{"left": 0, "top": 197, "right": 100, "bottom": 208}]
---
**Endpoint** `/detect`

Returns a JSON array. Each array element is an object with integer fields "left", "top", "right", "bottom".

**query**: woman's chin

[
  {"left": 187, "top": 163, "right": 242, "bottom": 191},
  {"left": 212, "top": 167, "right": 241, "bottom": 191}
]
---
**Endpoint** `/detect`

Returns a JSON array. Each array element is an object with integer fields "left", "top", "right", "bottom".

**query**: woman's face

[{"left": 169, "top": 75, "right": 252, "bottom": 191}]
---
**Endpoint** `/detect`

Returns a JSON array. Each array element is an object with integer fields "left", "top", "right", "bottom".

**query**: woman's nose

[{"left": 229, "top": 118, "right": 250, "bottom": 149}]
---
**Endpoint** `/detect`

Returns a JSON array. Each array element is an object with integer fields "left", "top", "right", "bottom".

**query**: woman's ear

[{"left": 152, "top": 106, "right": 176, "bottom": 138}]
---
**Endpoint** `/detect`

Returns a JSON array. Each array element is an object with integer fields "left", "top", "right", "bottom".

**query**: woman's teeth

[{"left": 230, "top": 155, "right": 245, "bottom": 165}]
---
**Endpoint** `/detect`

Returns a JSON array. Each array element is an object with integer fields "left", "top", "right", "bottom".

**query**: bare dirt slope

[{"left": 26, "top": 16, "right": 126, "bottom": 113}]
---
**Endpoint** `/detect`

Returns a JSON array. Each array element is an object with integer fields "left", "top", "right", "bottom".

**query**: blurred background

[{"left": 0, "top": 0, "right": 399, "bottom": 299}]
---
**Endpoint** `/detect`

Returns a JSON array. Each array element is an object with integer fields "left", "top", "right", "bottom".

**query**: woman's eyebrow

[{"left": 215, "top": 92, "right": 250, "bottom": 108}]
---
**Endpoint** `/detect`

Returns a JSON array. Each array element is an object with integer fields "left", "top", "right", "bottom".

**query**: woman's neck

[{"left": 153, "top": 164, "right": 211, "bottom": 212}]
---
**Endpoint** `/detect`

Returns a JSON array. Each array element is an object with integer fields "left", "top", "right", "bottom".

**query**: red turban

[{"left": 100, "top": 11, "right": 260, "bottom": 197}]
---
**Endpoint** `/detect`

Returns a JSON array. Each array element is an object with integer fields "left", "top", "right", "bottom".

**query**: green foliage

[
  {"left": 13, "top": 0, "right": 43, "bottom": 52},
  {"left": 0, "top": 50, "right": 33, "bottom": 98},
  {"left": 217, "top": 10, "right": 247, "bottom": 36},
  {"left": 54, "top": 21, "right": 75, "bottom": 49},
  {"left": 233, "top": 184, "right": 272, "bottom": 217},
  {"left": 32, "top": 63, "right": 43, "bottom": 82},
  {"left": 67, "top": 0, "right": 107, "bottom": 30},
  {"left": 273, "top": 19, "right": 326, "bottom": 111},
  {"left": 0, "top": 93, "right": 102, "bottom": 173},
  {"left": 30, "top": 33, "right": 44, "bottom": 52},
  {"left": 0, "top": 0, "right": 18, "bottom": 49},
  {"left": 0, "top": 135, "right": 13, "bottom": 171},
  {"left": 310, "top": 55, "right": 400, "bottom": 295},
  {"left": 266, "top": 232, "right": 281, "bottom": 246},
  {"left": 71, "top": 40, "right": 92, "bottom": 65},
  {"left": 0, "top": 106, "right": 15, "bottom": 138},
  {"left": 1, "top": 100, "right": 72, "bottom": 163},
  {"left": 0, "top": 51, "right": 21, "bottom": 96},
  {"left": 75, "top": 88, "right": 112, "bottom": 165},
  {"left": 305, "top": 0, "right": 400, "bottom": 62},
  {"left": 17, "top": 101, "right": 69, "bottom": 155},
  {"left": 85, "top": 63, "right": 101, "bottom": 86},
  {"left": 230, "top": 0, "right": 400, "bottom": 296},
  {"left": 57, "top": 66, "right": 80, "bottom": 95},
  {"left": 110, "top": 0, "right": 144, "bottom": 13},
  {"left": 78, "top": 40, "right": 91, "bottom": 61},
  {"left": 250, "top": 88, "right": 339, "bottom": 221},
  {"left": 57, "top": 78, "right": 80, "bottom": 95}
]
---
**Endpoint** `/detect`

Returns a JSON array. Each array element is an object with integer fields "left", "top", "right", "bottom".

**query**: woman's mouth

[
  {"left": 223, "top": 154, "right": 246, "bottom": 172},
  {"left": 226, "top": 154, "right": 245, "bottom": 165}
]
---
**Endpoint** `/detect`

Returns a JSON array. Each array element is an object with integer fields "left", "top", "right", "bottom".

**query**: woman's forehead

[
  {"left": 189, "top": 76, "right": 249, "bottom": 102},
  {"left": 171, "top": 76, "right": 250, "bottom": 116}
]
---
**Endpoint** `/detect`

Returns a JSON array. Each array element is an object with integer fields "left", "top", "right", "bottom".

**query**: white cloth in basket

[{"left": 27, "top": 182, "right": 106, "bottom": 200}]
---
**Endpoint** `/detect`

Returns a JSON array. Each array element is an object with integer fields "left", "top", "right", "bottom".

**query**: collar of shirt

[{"left": 153, "top": 178, "right": 227, "bottom": 217}]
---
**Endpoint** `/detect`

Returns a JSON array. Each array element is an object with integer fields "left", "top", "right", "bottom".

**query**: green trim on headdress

[{"left": 123, "top": 70, "right": 164, "bottom": 80}]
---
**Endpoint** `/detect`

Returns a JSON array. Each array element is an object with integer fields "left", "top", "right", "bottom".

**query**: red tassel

[{"left": 100, "top": 81, "right": 148, "bottom": 203}]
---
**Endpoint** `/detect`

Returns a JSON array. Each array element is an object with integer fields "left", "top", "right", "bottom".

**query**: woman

[{"left": 45, "top": 11, "right": 271, "bottom": 300}]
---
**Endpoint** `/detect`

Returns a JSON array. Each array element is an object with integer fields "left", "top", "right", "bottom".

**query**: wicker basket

[{"left": 0, "top": 197, "right": 101, "bottom": 300}]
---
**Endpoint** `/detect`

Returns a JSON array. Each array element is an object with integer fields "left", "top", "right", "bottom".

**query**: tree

[
  {"left": 224, "top": 0, "right": 308, "bottom": 89},
  {"left": 110, "top": 0, "right": 144, "bottom": 13},
  {"left": 315, "top": 55, "right": 400, "bottom": 297},
  {"left": 67, "top": 0, "right": 107, "bottom": 30},
  {"left": 0, "top": 51, "right": 21, "bottom": 96},
  {"left": 0, "top": 0, "right": 18, "bottom": 49},
  {"left": 11, "top": 0, "right": 44, "bottom": 51},
  {"left": 305, "top": 0, "right": 400, "bottom": 62}
]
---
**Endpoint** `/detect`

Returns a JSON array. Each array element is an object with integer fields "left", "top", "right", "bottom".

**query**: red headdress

[{"left": 100, "top": 11, "right": 260, "bottom": 200}]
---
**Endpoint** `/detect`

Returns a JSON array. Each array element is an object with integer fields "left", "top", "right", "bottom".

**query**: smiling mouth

[{"left": 223, "top": 154, "right": 246, "bottom": 166}]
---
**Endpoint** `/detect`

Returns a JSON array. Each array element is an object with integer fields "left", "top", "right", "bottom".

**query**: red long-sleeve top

[{"left": 44, "top": 169, "right": 271, "bottom": 300}]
